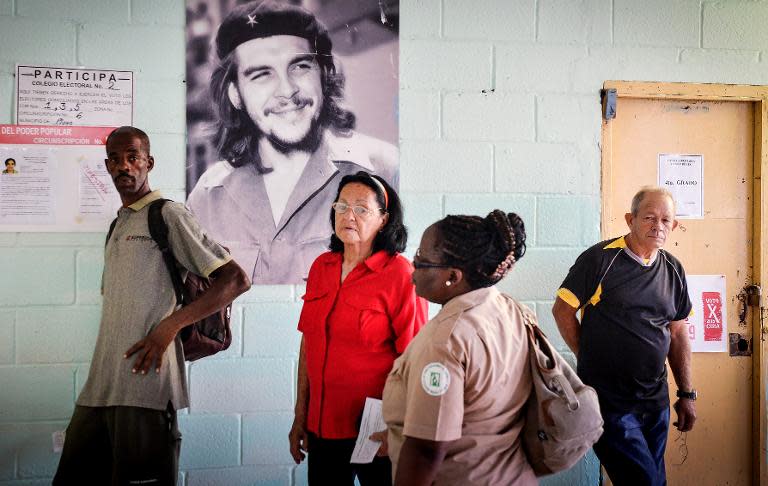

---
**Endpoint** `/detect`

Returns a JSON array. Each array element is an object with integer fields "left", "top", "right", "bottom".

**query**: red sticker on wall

[{"left": 702, "top": 291, "right": 723, "bottom": 342}]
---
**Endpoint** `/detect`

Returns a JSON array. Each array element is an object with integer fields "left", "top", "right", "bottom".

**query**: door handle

[{"left": 738, "top": 284, "right": 761, "bottom": 325}]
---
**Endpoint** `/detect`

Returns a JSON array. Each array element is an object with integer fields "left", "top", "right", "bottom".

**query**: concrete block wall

[{"left": 1, "top": 0, "right": 768, "bottom": 484}]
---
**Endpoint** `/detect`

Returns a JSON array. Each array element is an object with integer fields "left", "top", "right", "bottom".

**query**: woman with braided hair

[{"left": 381, "top": 210, "right": 537, "bottom": 485}]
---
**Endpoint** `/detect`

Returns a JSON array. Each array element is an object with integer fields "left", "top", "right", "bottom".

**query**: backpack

[
  {"left": 512, "top": 300, "right": 603, "bottom": 476},
  {"left": 105, "top": 199, "right": 233, "bottom": 361}
]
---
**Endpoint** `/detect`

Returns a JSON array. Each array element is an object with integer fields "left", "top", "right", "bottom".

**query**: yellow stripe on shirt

[
  {"left": 557, "top": 287, "right": 580, "bottom": 308},
  {"left": 603, "top": 235, "right": 627, "bottom": 249}
]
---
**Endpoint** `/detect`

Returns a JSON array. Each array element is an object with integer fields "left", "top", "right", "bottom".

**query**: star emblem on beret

[{"left": 246, "top": 14, "right": 258, "bottom": 27}]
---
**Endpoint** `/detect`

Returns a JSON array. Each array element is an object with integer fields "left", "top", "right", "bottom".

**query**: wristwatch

[{"left": 676, "top": 389, "right": 697, "bottom": 400}]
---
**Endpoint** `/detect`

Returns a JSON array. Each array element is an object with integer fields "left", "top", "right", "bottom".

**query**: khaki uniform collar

[
  {"left": 127, "top": 190, "right": 164, "bottom": 211},
  {"left": 437, "top": 286, "right": 499, "bottom": 321}
]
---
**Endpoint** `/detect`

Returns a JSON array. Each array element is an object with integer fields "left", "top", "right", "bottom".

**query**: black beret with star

[{"left": 215, "top": 1, "right": 333, "bottom": 60}]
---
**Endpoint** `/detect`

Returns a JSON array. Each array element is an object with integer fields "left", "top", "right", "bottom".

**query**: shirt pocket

[
  {"left": 298, "top": 237, "right": 329, "bottom": 281},
  {"left": 221, "top": 241, "right": 261, "bottom": 281},
  {"left": 298, "top": 289, "right": 330, "bottom": 335},
  {"left": 345, "top": 294, "right": 392, "bottom": 348}
]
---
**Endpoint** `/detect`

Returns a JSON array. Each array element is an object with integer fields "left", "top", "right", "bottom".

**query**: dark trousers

[
  {"left": 53, "top": 403, "right": 181, "bottom": 486},
  {"left": 307, "top": 432, "right": 392, "bottom": 486},
  {"left": 594, "top": 407, "right": 670, "bottom": 486}
]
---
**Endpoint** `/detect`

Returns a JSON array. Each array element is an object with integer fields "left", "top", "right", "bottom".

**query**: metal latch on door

[
  {"left": 732, "top": 284, "right": 762, "bottom": 355},
  {"left": 738, "top": 284, "right": 761, "bottom": 324}
]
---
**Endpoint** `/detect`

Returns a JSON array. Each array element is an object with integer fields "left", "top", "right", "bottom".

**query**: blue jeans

[{"left": 593, "top": 407, "right": 670, "bottom": 486}]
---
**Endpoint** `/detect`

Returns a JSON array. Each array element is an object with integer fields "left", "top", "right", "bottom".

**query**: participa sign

[{"left": 16, "top": 65, "right": 133, "bottom": 127}]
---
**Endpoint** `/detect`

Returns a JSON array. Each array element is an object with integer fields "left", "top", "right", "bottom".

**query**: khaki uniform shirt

[
  {"left": 77, "top": 191, "right": 231, "bottom": 411},
  {"left": 186, "top": 130, "right": 398, "bottom": 285},
  {"left": 382, "top": 287, "right": 537, "bottom": 485}
]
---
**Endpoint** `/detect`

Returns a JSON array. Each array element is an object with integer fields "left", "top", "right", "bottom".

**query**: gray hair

[{"left": 630, "top": 186, "right": 676, "bottom": 216}]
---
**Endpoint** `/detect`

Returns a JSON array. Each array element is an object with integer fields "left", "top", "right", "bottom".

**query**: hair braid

[{"left": 436, "top": 210, "right": 527, "bottom": 289}]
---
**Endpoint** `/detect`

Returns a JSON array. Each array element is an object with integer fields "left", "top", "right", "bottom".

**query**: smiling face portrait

[
  {"left": 228, "top": 35, "right": 324, "bottom": 152},
  {"left": 184, "top": 1, "right": 400, "bottom": 285}
]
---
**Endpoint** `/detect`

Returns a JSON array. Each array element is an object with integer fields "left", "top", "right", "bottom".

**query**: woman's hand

[
  {"left": 289, "top": 417, "right": 309, "bottom": 464},
  {"left": 369, "top": 429, "right": 389, "bottom": 457}
]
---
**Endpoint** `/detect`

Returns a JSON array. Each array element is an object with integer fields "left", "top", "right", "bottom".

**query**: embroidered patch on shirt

[{"left": 421, "top": 362, "right": 450, "bottom": 396}]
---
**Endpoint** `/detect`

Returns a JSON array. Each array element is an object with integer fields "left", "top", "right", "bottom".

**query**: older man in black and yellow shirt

[{"left": 552, "top": 186, "right": 696, "bottom": 486}]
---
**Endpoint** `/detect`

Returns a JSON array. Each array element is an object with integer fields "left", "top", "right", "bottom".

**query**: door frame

[{"left": 600, "top": 81, "right": 768, "bottom": 486}]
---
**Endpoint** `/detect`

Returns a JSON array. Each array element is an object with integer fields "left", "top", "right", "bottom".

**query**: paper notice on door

[
  {"left": 658, "top": 154, "right": 703, "bottom": 218},
  {"left": 685, "top": 275, "right": 727, "bottom": 352},
  {"left": 350, "top": 397, "right": 386, "bottom": 464}
]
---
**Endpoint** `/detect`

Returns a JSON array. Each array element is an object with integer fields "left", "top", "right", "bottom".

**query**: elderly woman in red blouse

[{"left": 289, "top": 171, "right": 428, "bottom": 485}]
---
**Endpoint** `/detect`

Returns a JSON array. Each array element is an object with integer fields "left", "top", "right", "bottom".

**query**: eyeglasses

[
  {"left": 413, "top": 248, "right": 451, "bottom": 270},
  {"left": 332, "top": 202, "right": 383, "bottom": 218}
]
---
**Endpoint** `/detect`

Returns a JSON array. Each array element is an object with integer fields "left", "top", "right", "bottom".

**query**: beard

[{"left": 264, "top": 115, "right": 324, "bottom": 155}]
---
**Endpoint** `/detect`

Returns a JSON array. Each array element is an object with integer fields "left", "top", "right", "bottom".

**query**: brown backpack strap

[{"left": 147, "top": 199, "right": 185, "bottom": 306}]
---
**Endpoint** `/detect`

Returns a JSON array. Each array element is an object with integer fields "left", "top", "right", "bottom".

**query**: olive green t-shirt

[{"left": 77, "top": 191, "right": 231, "bottom": 411}]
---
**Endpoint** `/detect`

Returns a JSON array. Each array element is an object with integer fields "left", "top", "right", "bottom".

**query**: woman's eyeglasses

[
  {"left": 413, "top": 248, "right": 451, "bottom": 270},
  {"left": 331, "top": 202, "right": 383, "bottom": 218}
]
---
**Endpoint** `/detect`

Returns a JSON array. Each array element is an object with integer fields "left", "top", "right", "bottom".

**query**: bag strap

[
  {"left": 105, "top": 217, "right": 118, "bottom": 246},
  {"left": 512, "top": 298, "right": 582, "bottom": 409},
  {"left": 147, "top": 199, "right": 186, "bottom": 305}
]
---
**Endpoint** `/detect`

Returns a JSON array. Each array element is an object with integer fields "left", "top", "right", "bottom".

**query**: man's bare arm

[
  {"left": 668, "top": 319, "right": 696, "bottom": 431},
  {"left": 552, "top": 296, "right": 581, "bottom": 355}
]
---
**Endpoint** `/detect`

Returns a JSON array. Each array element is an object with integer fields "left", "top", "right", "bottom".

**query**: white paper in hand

[
  {"left": 350, "top": 397, "right": 386, "bottom": 464},
  {"left": 52, "top": 430, "right": 66, "bottom": 453}
]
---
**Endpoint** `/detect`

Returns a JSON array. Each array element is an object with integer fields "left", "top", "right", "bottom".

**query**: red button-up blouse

[{"left": 298, "top": 250, "right": 428, "bottom": 439}]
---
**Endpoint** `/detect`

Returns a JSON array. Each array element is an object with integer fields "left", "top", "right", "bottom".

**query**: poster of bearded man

[{"left": 186, "top": 0, "right": 399, "bottom": 285}]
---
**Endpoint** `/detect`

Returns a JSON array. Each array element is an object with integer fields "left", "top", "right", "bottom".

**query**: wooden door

[{"left": 601, "top": 82, "right": 768, "bottom": 486}]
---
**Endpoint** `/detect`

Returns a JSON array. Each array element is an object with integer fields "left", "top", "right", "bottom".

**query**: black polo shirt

[{"left": 558, "top": 236, "right": 692, "bottom": 413}]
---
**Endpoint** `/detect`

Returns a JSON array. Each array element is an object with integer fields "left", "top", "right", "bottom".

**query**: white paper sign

[
  {"left": 685, "top": 275, "right": 727, "bottom": 353},
  {"left": 16, "top": 65, "right": 133, "bottom": 127},
  {"left": 79, "top": 157, "right": 120, "bottom": 220},
  {"left": 350, "top": 397, "right": 387, "bottom": 464},
  {"left": 0, "top": 147, "right": 55, "bottom": 225},
  {"left": 658, "top": 154, "right": 703, "bottom": 219},
  {"left": 0, "top": 125, "right": 120, "bottom": 232}
]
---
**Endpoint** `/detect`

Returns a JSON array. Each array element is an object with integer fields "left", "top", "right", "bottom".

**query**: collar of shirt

[
  {"left": 623, "top": 244, "right": 657, "bottom": 267},
  {"left": 603, "top": 235, "right": 657, "bottom": 267},
  {"left": 198, "top": 131, "right": 376, "bottom": 189},
  {"left": 323, "top": 250, "right": 391, "bottom": 274},
  {"left": 436, "top": 286, "right": 499, "bottom": 321},
  {"left": 121, "top": 190, "right": 164, "bottom": 214}
]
